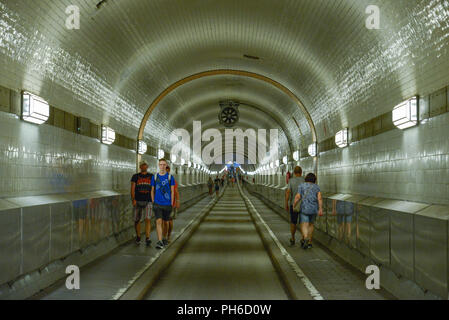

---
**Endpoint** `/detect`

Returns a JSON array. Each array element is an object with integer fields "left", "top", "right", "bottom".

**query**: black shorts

[
  {"left": 153, "top": 204, "right": 172, "bottom": 221},
  {"left": 290, "top": 205, "right": 299, "bottom": 225}
]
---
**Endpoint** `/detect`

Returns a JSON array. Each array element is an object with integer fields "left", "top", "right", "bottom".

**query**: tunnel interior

[{"left": 0, "top": 0, "right": 449, "bottom": 301}]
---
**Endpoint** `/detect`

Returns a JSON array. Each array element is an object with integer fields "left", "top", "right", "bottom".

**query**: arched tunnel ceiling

[
  {"left": 1, "top": 0, "right": 448, "bottom": 150},
  {"left": 151, "top": 75, "right": 300, "bottom": 156}
]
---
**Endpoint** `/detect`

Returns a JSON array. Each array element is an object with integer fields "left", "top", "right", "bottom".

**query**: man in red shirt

[{"left": 165, "top": 166, "right": 180, "bottom": 243}]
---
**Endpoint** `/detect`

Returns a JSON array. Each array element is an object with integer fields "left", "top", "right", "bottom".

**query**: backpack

[{"left": 154, "top": 172, "right": 173, "bottom": 196}]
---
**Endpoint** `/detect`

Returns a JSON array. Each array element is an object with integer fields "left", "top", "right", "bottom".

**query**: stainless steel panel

[
  {"left": 314, "top": 198, "right": 326, "bottom": 233},
  {"left": 119, "top": 195, "right": 134, "bottom": 230},
  {"left": 7, "top": 195, "right": 65, "bottom": 207},
  {"left": 326, "top": 198, "right": 337, "bottom": 238},
  {"left": 390, "top": 211, "right": 414, "bottom": 279},
  {"left": 101, "top": 197, "right": 113, "bottom": 238},
  {"left": 344, "top": 195, "right": 367, "bottom": 249},
  {"left": 370, "top": 207, "right": 390, "bottom": 266},
  {"left": 356, "top": 205, "right": 371, "bottom": 257},
  {"left": 335, "top": 200, "right": 356, "bottom": 247},
  {"left": 22, "top": 205, "right": 50, "bottom": 274},
  {"left": 414, "top": 205, "right": 449, "bottom": 299},
  {"left": 108, "top": 196, "right": 121, "bottom": 235},
  {"left": 49, "top": 202, "right": 72, "bottom": 261},
  {"left": 315, "top": 194, "right": 333, "bottom": 233},
  {"left": 71, "top": 198, "right": 89, "bottom": 250},
  {"left": 88, "top": 198, "right": 103, "bottom": 245},
  {"left": 276, "top": 188, "right": 284, "bottom": 208},
  {"left": 376, "top": 200, "right": 429, "bottom": 214},
  {"left": 0, "top": 208, "right": 21, "bottom": 285},
  {"left": 0, "top": 199, "right": 19, "bottom": 210},
  {"left": 373, "top": 199, "right": 429, "bottom": 280}
]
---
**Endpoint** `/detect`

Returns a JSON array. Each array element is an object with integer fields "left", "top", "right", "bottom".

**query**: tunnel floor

[
  {"left": 244, "top": 191, "right": 395, "bottom": 300},
  {"left": 144, "top": 187, "right": 288, "bottom": 300},
  {"left": 33, "top": 185, "right": 394, "bottom": 300}
]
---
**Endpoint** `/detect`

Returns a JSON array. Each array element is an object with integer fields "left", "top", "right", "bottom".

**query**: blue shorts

[
  {"left": 300, "top": 213, "right": 317, "bottom": 224},
  {"left": 289, "top": 205, "right": 299, "bottom": 225},
  {"left": 337, "top": 214, "right": 353, "bottom": 224}
]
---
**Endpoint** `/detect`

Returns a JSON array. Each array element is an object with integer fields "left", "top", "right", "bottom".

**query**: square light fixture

[
  {"left": 293, "top": 151, "right": 299, "bottom": 161},
  {"left": 335, "top": 128, "right": 349, "bottom": 148},
  {"left": 22, "top": 92, "right": 50, "bottom": 125},
  {"left": 101, "top": 125, "right": 115, "bottom": 145},
  {"left": 308, "top": 143, "right": 317, "bottom": 157},
  {"left": 137, "top": 140, "right": 147, "bottom": 154},
  {"left": 392, "top": 96, "right": 418, "bottom": 129}
]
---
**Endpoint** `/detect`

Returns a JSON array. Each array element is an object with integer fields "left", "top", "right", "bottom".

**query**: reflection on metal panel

[
  {"left": 335, "top": 200, "right": 356, "bottom": 247},
  {"left": 357, "top": 205, "right": 371, "bottom": 257},
  {"left": 22, "top": 205, "right": 50, "bottom": 274},
  {"left": 50, "top": 202, "right": 72, "bottom": 261},
  {"left": 370, "top": 207, "right": 390, "bottom": 266},
  {"left": 414, "top": 206, "right": 449, "bottom": 299},
  {"left": 315, "top": 198, "right": 326, "bottom": 232},
  {"left": 0, "top": 208, "right": 21, "bottom": 285},
  {"left": 390, "top": 211, "right": 414, "bottom": 279},
  {"left": 0, "top": 185, "right": 208, "bottom": 286},
  {"left": 326, "top": 198, "right": 337, "bottom": 238}
]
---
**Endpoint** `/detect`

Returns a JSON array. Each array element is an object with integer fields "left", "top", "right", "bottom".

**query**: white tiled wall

[
  {"left": 0, "top": 112, "right": 157, "bottom": 198},
  {"left": 318, "top": 112, "right": 449, "bottom": 205}
]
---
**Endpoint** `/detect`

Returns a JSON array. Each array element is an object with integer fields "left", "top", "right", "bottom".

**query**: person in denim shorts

[{"left": 293, "top": 173, "right": 323, "bottom": 249}]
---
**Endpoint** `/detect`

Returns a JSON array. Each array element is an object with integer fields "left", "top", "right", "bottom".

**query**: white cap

[{"left": 139, "top": 160, "right": 148, "bottom": 166}]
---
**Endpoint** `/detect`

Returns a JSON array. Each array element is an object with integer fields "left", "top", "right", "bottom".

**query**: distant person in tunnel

[
  {"left": 214, "top": 175, "right": 221, "bottom": 197},
  {"left": 152, "top": 158, "right": 175, "bottom": 249},
  {"left": 285, "top": 166, "right": 305, "bottom": 246},
  {"left": 293, "top": 173, "right": 323, "bottom": 250},
  {"left": 131, "top": 160, "right": 154, "bottom": 246},
  {"left": 207, "top": 177, "right": 213, "bottom": 196},
  {"left": 165, "top": 166, "right": 180, "bottom": 244}
]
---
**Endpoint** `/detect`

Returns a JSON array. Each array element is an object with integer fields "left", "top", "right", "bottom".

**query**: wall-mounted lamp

[
  {"left": 137, "top": 140, "right": 147, "bottom": 154},
  {"left": 101, "top": 125, "right": 115, "bottom": 145},
  {"left": 393, "top": 96, "right": 418, "bottom": 129},
  {"left": 22, "top": 92, "right": 49, "bottom": 125}
]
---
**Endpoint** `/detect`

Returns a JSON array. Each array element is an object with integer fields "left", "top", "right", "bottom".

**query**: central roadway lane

[{"left": 145, "top": 187, "right": 288, "bottom": 300}]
